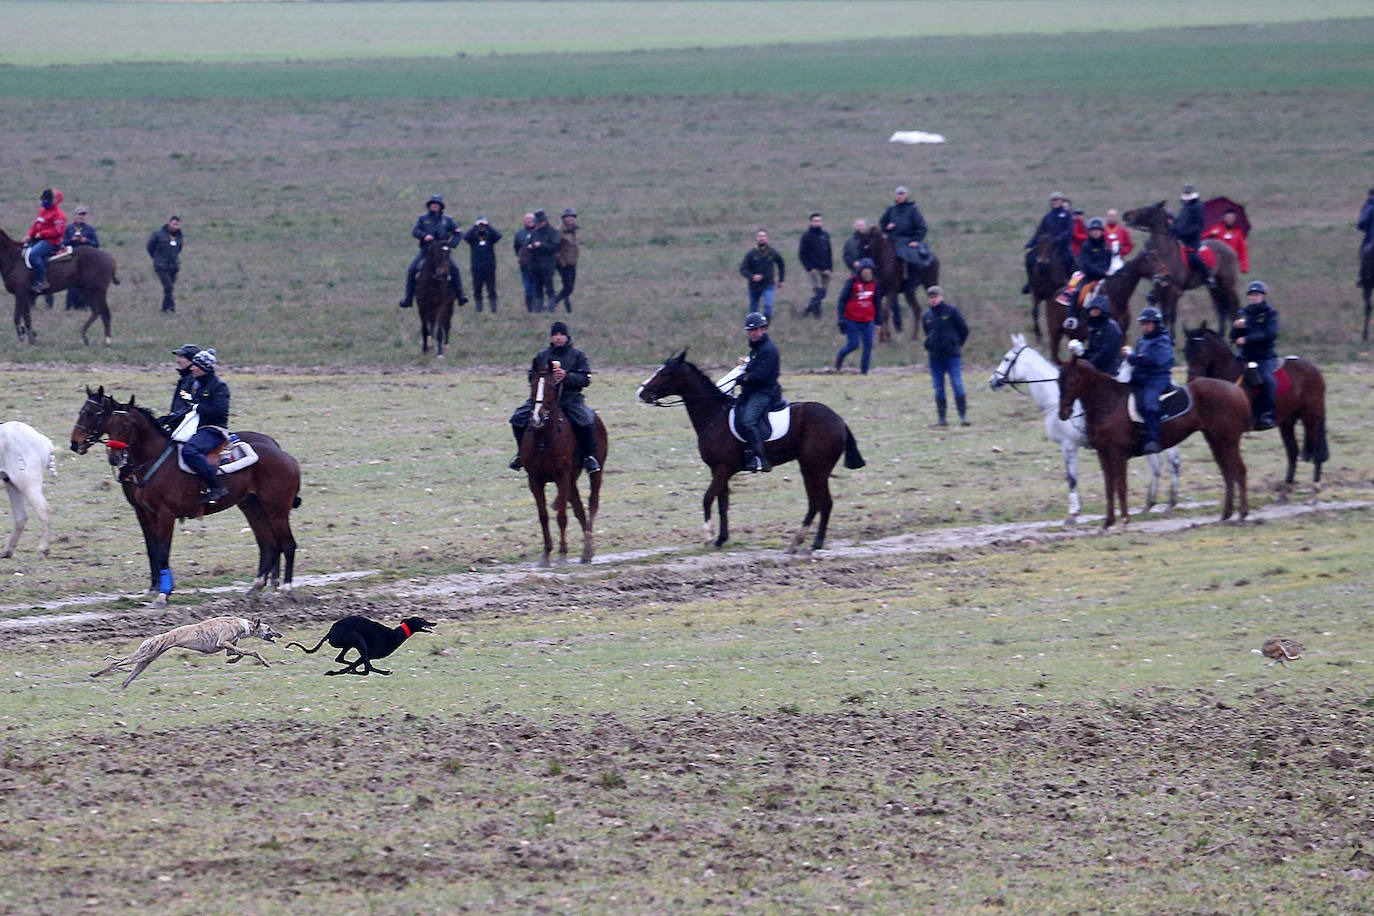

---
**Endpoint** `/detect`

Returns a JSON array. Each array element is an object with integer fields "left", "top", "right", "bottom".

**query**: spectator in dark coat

[
  {"left": 514, "top": 212, "right": 537, "bottom": 312},
  {"left": 1358, "top": 187, "right": 1374, "bottom": 285},
  {"left": 739, "top": 230, "right": 785, "bottom": 323},
  {"left": 880, "top": 186, "right": 930, "bottom": 303},
  {"left": 798, "top": 213, "right": 833, "bottom": 318},
  {"left": 525, "top": 209, "right": 561, "bottom": 313},
  {"left": 61, "top": 205, "right": 99, "bottom": 310},
  {"left": 463, "top": 217, "right": 502, "bottom": 312},
  {"left": 146, "top": 215, "right": 184, "bottom": 313},
  {"left": 554, "top": 208, "right": 580, "bottom": 314},
  {"left": 841, "top": 219, "right": 873, "bottom": 272},
  {"left": 921, "top": 286, "right": 970, "bottom": 427}
]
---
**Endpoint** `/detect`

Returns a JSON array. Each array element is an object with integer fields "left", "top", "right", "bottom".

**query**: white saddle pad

[
  {"left": 728, "top": 405, "right": 791, "bottom": 443},
  {"left": 176, "top": 437, "right": 259, "bottom": 475}
]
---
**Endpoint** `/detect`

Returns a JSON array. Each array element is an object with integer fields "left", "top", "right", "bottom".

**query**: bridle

[
  {"left": 72, "top": 392, "right": 115, "bottom": 451},
  {"left": 990, "top": 344, "right": 1058, "bottom": 393},
  {"left": 639, "top": 360, "right": 736, "bottom": 410}
]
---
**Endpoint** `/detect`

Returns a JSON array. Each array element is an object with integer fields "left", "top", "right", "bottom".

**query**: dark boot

[
  {"left": 509, "top": 425, "right": 526, "bottom": 470},
  {"left": 930, "top": 397, "right": 948, "bottom": 428},
  {"left": 489, "top": 298, "right": 498, "bottom": 313},
  {"left": 956, "top": 394, "right": 970, "bottom": 426},
  {"left": 575, "top": 422, "right": 600, "bottom": 473},
  {"left": 744, "top": 435, "right": 772, "bottom": 472},
  {"left": 202, "top": 478, "right": 228, "bottom": 504},
  {"left": 398, "top": 271, "right": 416, "bottom": 308}
]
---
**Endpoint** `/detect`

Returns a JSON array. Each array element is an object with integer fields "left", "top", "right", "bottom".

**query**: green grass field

[{"left": 2, "top": 7, "right": 1373, "bottom": 913}]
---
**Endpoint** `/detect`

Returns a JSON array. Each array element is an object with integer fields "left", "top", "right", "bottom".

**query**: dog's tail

[{"left": 285, "top": 635, "right": 329, "bottom": 654}]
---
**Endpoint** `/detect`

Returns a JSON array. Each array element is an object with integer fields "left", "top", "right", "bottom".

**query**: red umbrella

[{"left": 1204, "top": 196, "right": 1250, "bottom": 234}]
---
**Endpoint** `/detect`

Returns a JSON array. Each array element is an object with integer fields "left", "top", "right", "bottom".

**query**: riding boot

[
  {"left": 956, "top": 393, "right": 970, "bottom": 426},
  {"left": 892, "top": 304, "right": 903, "bottom": 333},
  {"left": 930, "top": 396, "right": 947, "bottom": 428},
  {"left": 200, "top": 472, "right": 228, "bottom": 504},
  {"left": 747, "top": 434, "right": 772, "bottom": 472},
  {"left": 398, "top": 271, "right": 416, "bottom": 308},
  {"left": 509, "top": 424, "right": 526, "bottom": 470},
  {"left": 575, "top": 422, "right": 600, "bottom": 473}
]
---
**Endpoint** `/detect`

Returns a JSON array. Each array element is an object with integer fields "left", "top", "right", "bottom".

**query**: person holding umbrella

[{"left": 1203, "top": 206, "right": 1250, "bottom": 273}]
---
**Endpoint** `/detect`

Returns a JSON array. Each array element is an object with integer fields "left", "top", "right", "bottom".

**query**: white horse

[
  {"left": 0, "top": 421, "right": 56, "bottom": 557},
  {"left": 989, "top": 334, "right": 1180, "bottom": 525}
]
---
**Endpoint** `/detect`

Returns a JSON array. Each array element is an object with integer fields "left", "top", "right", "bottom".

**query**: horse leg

[
  {"left": 554, "top": 475, "right": 572, "bottom": 563},
  {"left": 1144, "top": 451, "right": 1162, "bottom": 511},
  {"left": 237, "top": 496, "right": 276, "bottom": 597},
  {"left": 98, "top": 294, "right": 113, "bottom": 346},
  {"left": 566, "top": 480, "right": 594, "bottom": 564},
  {"left": 1277, "top": 420, "right": 1300, "bottom": 503},
  {"left": 1031, "top": 296, "right": 1043, "bottom": 341},
  {"left": 1363, "top": 285, "right": 1372, "bottom": 341},
  {"left": 1165, "top": 446, "right": 1181, "bottom": 510},
  {"left": 529, "top": 478, "right": 553, "bottom": 566},
  {"left": 2, "top": 481, "right": 27, "bottom": 558},
  {"left": 1062, "top": 439, "right": 1081, "bottom": 525},
  {"left": 1096, "top": 452, "right": 1118, "bottom": 529},
  {"left": 792, "top": 462, "right": 835, "bottom": 553},
  {"left": 702, "top": 467, "right": 733, "bottom": 548},
  {"left": 147, "top": 513, "right": 177, "bottom": 608}
]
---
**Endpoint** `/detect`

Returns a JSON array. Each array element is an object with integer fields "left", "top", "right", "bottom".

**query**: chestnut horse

[
  {"left": 70, "top": 387, "right": 302, "bottom": 607},
  {"left": 1044, "top": 247, "right": 1168, "bottom": 363},
  {"left": 520, "top": 356, "right": 608, "bottom": 566},
  {"left": 1182, "top": 322, "right": 1328, "bottom": 500},
  {"left": 867, "top": 226, "right": 937, "bottom": 342},
  {"left": 637, "top": 351, "right": 865, "bottom": 552},
  {"left": 1122, "top": 201, "right": 1239, "bottom": 332},
  {"left": 1057, "top": 356, "right": 1251, "bottom": 528},
  {"left": 416, "top": 236, "right": 457, "bottom": 357},
  {"left": 0, "top": 227, "right": 118, "bottom": 345}
]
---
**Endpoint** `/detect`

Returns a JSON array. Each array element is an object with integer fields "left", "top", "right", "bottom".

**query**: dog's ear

[{"left": 250, "top": 617, "right": 261, "bottom": 628}]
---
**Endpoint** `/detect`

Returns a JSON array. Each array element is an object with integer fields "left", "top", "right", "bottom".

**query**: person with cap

[
  {"left": 158, "top": 343, "right": 202, "bottom": 430},
  {"left": 398, "top": 194, "right": 467, "bottom": 310},
  {"left": 513, "top": 212, "right": 538, "bottom": 311},
  {"left": 1170, "top": 183, "right": 1213, "bottom": 288},
  {"left": 180, "top": 348, "right": 231, "bottom": 503},
  {"left": 1202, "top": 208, "right": 1249, "bottom": 273},
  {"left": 22, "top": 188, "right": 66, "bottom": 295},
  {"left": 1058, "top": 218, "right": 1112, "bottom": 324},
  {"left": 1080, "top": 294, "right": 1123, "bottom": 376},
  {"left": 1023, "top": 191, "right": 1074, "bottom": 294},
  {"left": 841, "top": 219, "right": 873, "bottom": 272},
  {"left": 523, "top": 209, "right": 562, "bottom": 313},
  {"left": 798, "top": 212, "right": 833, "bottom": 318},
  {"left": 834, "top": 258, "right": 881, "bottom": 374},
  {"left": 734, "top": 311, "right": 782, "bottom": 472},
  {"left": 553, "top": 207, "right": 580, "bottom": 313},
  {"left": 921, "top": 286, "right": 971, "bottom": 427},
  {"left": 462, "top": 216, "right": 502, "bottom": 312},
  {"left": 1231, "top": 280, "right": 1279, "bottom": 430},
  {"left": 879, "top": 186, "right": 930, "bottom": 310},
  {"left": 739, "top": 229, "right": 785, "bottom": 323},
  {"left": 508, "top": 321, "right": 600, "bottom": 473},
  {"left": 1122, "top": 306, "right": 1174, "bottom": 454},
  {"left": 146, "top": 215, "right": 184, "bottom": 313},
  {"left": 60, "top": 204, "right": 100, "bottom": 310}
]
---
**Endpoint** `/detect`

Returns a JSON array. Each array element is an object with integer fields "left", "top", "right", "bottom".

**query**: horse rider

[
  {"left": 181, "top": 348, "right": 231, "bottom": 504},
  {"left": 1059, "top": 218, "right": 1112, "bottom": 325},
  {"left": 1022, "top": 191, "right": 1074, "bottom": 294},
  {"left": 1171, "top": 183, "right": 1214, "bottom": 288},
  {"left": 22, "top": 188, "right": 66, "bottom": 295},
  {"left": 157, "top": 343, "right": 201, "bottom": 430},
  {"left": 1231, "top": 280, "right": 1279, "bottom": 431},
  {"left": 508, "top": 321, "right": 601, "bottom": 474},
  {"left": 1123, "top": 306, "right": 1173, "bottom": 455},
  {"left": 880, "top": 186, "right": 929, "bottom": 302},
  {"left": 1080, "top": 295, "right": 1123, "bottom": 376},
  {"left": 735, "top": 311, "right": 782, "bottom": 473},
  {"left": 398, "top": 194, "right": 467, "bottom": 309}
]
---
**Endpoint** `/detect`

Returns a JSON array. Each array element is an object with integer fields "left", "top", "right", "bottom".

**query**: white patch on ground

[{"left": 889, "top": 130, "right": 946, "bottom": 144}]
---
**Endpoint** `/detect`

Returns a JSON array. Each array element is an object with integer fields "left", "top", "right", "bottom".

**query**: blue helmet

[
  {"left": 1138, "top": 307, "right": 1164, "bottom": 324},
  {"left": 426, "top": 195, "right": 445, "bottom": 210},
  {"left": 1246, "top": 280, "right": 1268, "bottom": 295},
  {"left": 744, "top": 312, "right": 769, "bottom": 330}
]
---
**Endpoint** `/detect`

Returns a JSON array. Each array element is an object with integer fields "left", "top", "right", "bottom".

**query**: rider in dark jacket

[
  {"left": 1023, "top": 191, "right": 1074, "bottom": 293},
  {"left": 736, "top": 311, "right": 782, "bottom": 472},
  {"left": 508, "top": 321, "right": 600, "bottom": 474},
  {"left": 1126, "top": 307, "right": 1174, "bottom": 454},
  {"left": 180, "top": 348, "right": 231, "bottom": 503},
  {"left": 1081, "top": 297, "right": 1123, "bottom": 376},
  {"left": 398, "top": 195, "right": 466, "bottom": 309},
  {"left": 881, "top": 186, "right": 929, "bottom": 306},
  {"left": 1171, "top": 184, "right": 1212, "bottom": 287},
  {"left": 1231, "top": 280, "right": 1279, "bottom": 430},
  {"left": 158, "top": 343, "right": 201, "bottom": 429},
  {"left": 1060, "top": 218, "right": 1113, "bottom": 323}
]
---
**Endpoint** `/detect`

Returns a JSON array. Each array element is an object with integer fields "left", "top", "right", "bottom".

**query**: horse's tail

[
  {"left": 843, "top": 425, "right": 866, "bottom": 469},
  {"left": 293, "top": 496, "right": 302, "bottom": 509},
  {"left": 285, "top": 635, "right": 328, "bottom": 654},
  {"left": 1304, "top": 413, "right": 1329, "bottom": 465}
]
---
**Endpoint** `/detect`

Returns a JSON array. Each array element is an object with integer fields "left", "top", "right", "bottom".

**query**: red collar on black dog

[{"left": 400, "top": 622, "right": 412, "bottom": 638}]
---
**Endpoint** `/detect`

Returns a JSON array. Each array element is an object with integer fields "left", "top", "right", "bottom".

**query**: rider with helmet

[
  {"left": 1059, "top": 217, "right": 1112, "bottom": 323},
  {"left": 180, "top": 349, "right": 231, "bottom": 504},
  {"left": 1022, "top": 191, "right": 1074, "bottom": 294},
  {"left": 508, "top": 321, "right": 600, "bottom": 474},
  {"left": 1081, "top": 295, "right": 1123, "bottom": 376},
  {"left": 736, "top": 311, "right": 782, "bottom": 472},
  {"left": 22, "top": 188, "right": 66, "bottom": 295},
  {"left": 398, "top": 194, "right": 467, "bottom": 309},
  {"left": 1123, "top": 307, "right": 1174, "bottom": 455},
  {"left": 1171, "top": 183, "right": 1214, "bottom": 288},
  {"left": 158, "top": 343, "right": 201, "bottom": 430},
  {"left": 1232, "top": 280, "right": 1279, "bottom": 430}
]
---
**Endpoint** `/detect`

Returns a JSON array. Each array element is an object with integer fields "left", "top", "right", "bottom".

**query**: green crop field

[{"left": 1, "top": 5, "right": 1373, "bottom": 914}]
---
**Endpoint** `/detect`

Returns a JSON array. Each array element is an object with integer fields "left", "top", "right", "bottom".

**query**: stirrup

[
  {"left": 583, "top": 455, "right": 601, "bottom": 473},
  {"left": 509, "top": 455, "right": 523, "bottom": 471}
]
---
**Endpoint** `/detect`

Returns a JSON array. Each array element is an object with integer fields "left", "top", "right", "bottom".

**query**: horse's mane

[
  {"left": 128, "top": 404, "right": 172, "bottom": 440},
  {"left": 679, "top": 357, "right": 733, "bottom": 403}
]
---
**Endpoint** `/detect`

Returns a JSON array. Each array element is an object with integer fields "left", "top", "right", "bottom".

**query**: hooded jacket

[{"left": 26, "top": 190, "right": 66, "bottom": 246}]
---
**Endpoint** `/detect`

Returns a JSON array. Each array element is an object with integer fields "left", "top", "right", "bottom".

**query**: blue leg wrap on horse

[{"left": 160, "top": 568, "right": 175, "bottom": 594}]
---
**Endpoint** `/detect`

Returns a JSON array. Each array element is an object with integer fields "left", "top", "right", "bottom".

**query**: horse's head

[
  {"left": 1122, "top": 202, "right": 1167, "bottom": 232},
  {"left": 528, "top": 356, "right": 559, "bottom": 429},
  {"left": 1182, "top": 321, "right": 1227, "bottom": 379},
  {"left": 637, "top": 349, "right": 689, "bottom": 404},
  {"left": 989, "top": 334, "right": 1029, "bottom": 391},
  {"left": 1034, "top": 231, "right": 1055, "bottom": 262},
  {"left": 102, "top": 397, "right": 142, "bottom": 468},
  {"left": 424, "top": 237, "right": 451, "bottom": 281},
  {"left": 71, "top": 385, "right": 117, "bottom": 454},
  {"left": 1056, "top": 356, "right": 1092, "bottom": 421}
]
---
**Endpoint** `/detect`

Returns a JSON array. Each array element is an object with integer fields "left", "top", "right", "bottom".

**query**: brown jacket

[{"left": 556, "top": 222, "right": 579, "bottom": 268}]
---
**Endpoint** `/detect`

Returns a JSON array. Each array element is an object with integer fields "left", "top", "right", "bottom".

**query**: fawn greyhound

[{"left": 92, "top": 616, "right": 282, "bottom": 688}]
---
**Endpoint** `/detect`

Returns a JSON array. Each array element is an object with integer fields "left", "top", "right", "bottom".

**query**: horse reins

[{"left": 993, "top": 346, "right": 1059, "bottom": 392}]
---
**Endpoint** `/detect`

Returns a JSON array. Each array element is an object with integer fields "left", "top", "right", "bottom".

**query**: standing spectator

[
  {"left": 397, "top": 194, "right": 465, "bottom": 309},
  {"left": 841, "top": 218, "right": 872, "bottom": 272},
  {"left": 514, "top": 212, "right": 537, "bottom": 311},
  {"left": 1202, "top": 208, "right": 1250, "bottom": 273},
  {"left": 921, "top": 286, "right": 970, "bottom": 427},
  {"left": 880, "top": 186, "right": 928, "bottom": 306},
  {"left": 834, "top": 258, "right": 880, "bottom": 374},
  {"left": 738, "top": 229, "right": 785, "bottom": 323},
  {"left": 22, "top": 187, "right": 66, "bottom": 295},
  {"left": 146, "top": 215, "right": 184, "bottom": 313},
  {"left": 463, "top": 216, "right": 502, "bottom": 312},
  {"left": 62, "top": 204, "right": 99, "bottom": 311},
  {"left": 1360, "top": 187, "right": 1374, "bottom": 289},
  {"left": 797, "top": 212, "right": 833, "bottom": 318},
  {"left": 1023, "top": 191, "right": 1073, "bottom": 294},
  {"left": 525, "top": 209, "right": 561, "bottom": 313},
  {"left": 554, "top": 207, "right": 579, "bottom": 313}
]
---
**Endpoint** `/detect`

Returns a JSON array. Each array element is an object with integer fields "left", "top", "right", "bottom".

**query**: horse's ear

[
  {"left": 1155, "top": 200, "right": 1166, "bottom": 209},
  {"left": 674, "top": 348, "right": 688, "bottom": 362},
  {"left": 1011, "top": 333, "right": 1024, "bottom": 347},
  {"left": 1199, "top": 320, "right": 1209, "bottom": 330},
  {"left": 128, "top": 394, "right": 136, "bottom": 407}
]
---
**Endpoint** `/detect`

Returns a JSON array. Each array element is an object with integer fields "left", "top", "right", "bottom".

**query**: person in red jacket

[
  {"left": 1102, "top": 208, "right": 1134, "bottom": 262},
  {"left": 1067, "top": 199, "right": 1088, "bottom": 256},
  {"left": 21, "top": 188, "right": 66, "bottom": 294},
  {"left": 1202, "top": 208, "right": 1249, "bottom": 273},
  {"left": 834, "top": 258, "right": 882, "bottom": 374}
]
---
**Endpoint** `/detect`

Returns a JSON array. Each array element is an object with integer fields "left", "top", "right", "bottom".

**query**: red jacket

[
  {"left": 1071, "top": 216, "right": 1088, "bottom": 256},
  {"left": 26, "top": 189, "right": 66, "bottom": 246},
  {"left": 839, "top": 278, "right": 877, "bottom": 323},
  {"left": 1103, "top": 222, "right": 1134, "bottom": 257},
  {"left": 1201, "top": 221, "right": 1249, "bottom": 272}
]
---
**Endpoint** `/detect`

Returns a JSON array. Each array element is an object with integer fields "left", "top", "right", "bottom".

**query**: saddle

[
  {"left": 728, "top": 401, "right": 791, "bottom": 442},
  {"left": 1179, "top": 243, "right": 1218, "bottom": 271},
  {"left": 21, "top": 244, "right": 73, "bottom": 269},
  {"left": 1127, "top": 385, "right": 1193, "bottom": 425},
  {"left": 175, "top": 434, "right": 260, "bottom": 476}
]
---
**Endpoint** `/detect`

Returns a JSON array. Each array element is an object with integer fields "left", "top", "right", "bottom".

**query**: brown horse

[
  {"left": 70, "top": 387, "right": 302, "bottom": 607},
  {"left": 1044, "top": 247, "right": 1168, "bottom": 363},
  {"left": 416, "top": 236, "right": 457, "bottom": 357},
  {"left": 520, "top": 357, "right": 607, "bottom": 566},
  {"left": 1182, "top": 322, "right": 1328, "bottom": 500},
  {"left": 1122, "top": 201, "right": 1239, "bottom": 332},
  {"left": 637, "top": 351, "right": 865, "bottom": 551},
  {"left": 1027, "top": 231, "right": 1068, "bottom": 349},
  {"left": 1058, "top": 356, "right": 1251, "bottom": 528},
  {"left": 867, "top": 226, "right": 937, "bottom": 342},
  {"left": 0, "top": 227, "right": 118, "bottom": 346}
]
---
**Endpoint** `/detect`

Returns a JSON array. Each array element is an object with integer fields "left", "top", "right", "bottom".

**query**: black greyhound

[{"left": 287, "top": 615, "right": 436, "bottom": 676}]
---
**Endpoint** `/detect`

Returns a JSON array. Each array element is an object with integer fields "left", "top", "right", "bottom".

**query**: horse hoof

[
  {"left": 150, "top": 593, "right": 169, "bottom": 609},
  {"left": 1063, "top": 515, "right": 1077, "bottom": 527}
]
